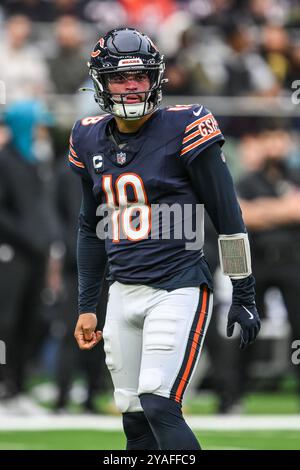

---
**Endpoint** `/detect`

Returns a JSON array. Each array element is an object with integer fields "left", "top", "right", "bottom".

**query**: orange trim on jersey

[
  {"left": 102, "top": 175, "right": 120, "bottom": 243},
  {"left": 182, "top": 128, "right": 202, "bottom": 145},
  {"left": 184, "top": 113, "right": 212, "bottom": 133},
  {"left": 174, "top": 287, "right": 208, "bottom": 403},
  {"left": 180, "top": 129, "right": 222, "bottom": 156},
  {"left": 182, "top": 123, "right": 220, "bottom": 145},
  {"left": 81, "top": 115, "right": 108, "bottom": 126},
  {"left": 69, "top": 146, "right": 78, "bottom": 158},
  {"left": 69, "top": 154, "right": 85, "bottom": 168},
  {"left": 102, "top": 175, "right": 116, "bottom": 207}
]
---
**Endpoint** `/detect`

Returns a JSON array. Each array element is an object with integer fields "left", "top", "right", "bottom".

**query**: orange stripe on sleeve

[
  {"left": 182, "top": 128, "right": 203, "bottom": 145},
  {"left": 69, "top": 154, "right": 85, "bottom": 168},
  {"left": 69, "top": 146, "right": 78, "bottom": 158},
  {"left": 184, "top": 113, "right": 212, "bottom": 133},
  {"left": 180, "top": 129, "right": 222, "bottom": 156}
]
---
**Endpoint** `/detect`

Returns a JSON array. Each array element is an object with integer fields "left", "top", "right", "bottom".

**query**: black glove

[{"left": 227, "top": 303, "right": 261, "bottom": 349}]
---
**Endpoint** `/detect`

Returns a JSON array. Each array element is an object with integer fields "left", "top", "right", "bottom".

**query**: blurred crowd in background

[
  {"left": 1, "top": 0, "right": 300, "bottom": 416},
  {"left": 2, "top": 0, "right": 300, "bottom": 100}
]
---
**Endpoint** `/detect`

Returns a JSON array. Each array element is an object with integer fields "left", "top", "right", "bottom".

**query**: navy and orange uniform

[{"left": 68, "top": 104, "right": 246, "bottom": 313}]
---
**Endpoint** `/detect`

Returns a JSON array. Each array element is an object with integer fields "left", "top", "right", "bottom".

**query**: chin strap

[{"left": 112, "top": 101, "right": 153, "bottom": 120}]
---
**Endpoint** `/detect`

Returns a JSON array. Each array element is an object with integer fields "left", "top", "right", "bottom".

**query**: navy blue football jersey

[{"left": 69, "top": 104, "right": 224, "bottom": 289}]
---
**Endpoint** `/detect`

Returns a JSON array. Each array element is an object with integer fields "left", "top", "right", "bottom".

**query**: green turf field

[
  {"left": 0, "top": 430, "right": 299, "bottom": 450},
  {"left": 1, "top": 383, "right": 299, "bottom": 451},
  {"left": 184, "top": 392, "right": 300, "bottom": 415},
  {"left": 96, "top": 390, "right": 300, "bottom": 415}
]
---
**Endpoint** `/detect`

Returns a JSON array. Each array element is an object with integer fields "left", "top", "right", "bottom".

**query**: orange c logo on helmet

[{"left": 91, "top": 37, "right": 104, "bottom": 58}]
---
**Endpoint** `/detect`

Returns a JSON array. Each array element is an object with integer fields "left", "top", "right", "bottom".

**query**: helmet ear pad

[{"left": 88, "top": 28, "right": 166, "bottom": 119}]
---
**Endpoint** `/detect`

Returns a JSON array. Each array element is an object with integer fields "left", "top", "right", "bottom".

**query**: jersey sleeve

[
  {"left": 68, "top": 120, "right": 89, "bottom": 178},
  {"left": 180, "top": 105, "right": 225, "bottom": 167}
]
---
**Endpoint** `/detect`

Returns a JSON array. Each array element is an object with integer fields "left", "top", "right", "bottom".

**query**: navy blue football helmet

[{"left": 88, "top": 28, "right": 166, "bottom": 120}]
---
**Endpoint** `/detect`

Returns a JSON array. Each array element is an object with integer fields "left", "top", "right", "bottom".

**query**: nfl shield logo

[{"left": 116, "top": 152, "right": 126, "bottom": 165}]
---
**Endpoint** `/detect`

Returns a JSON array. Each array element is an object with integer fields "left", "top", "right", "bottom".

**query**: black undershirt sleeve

[
  {"left": 186, "top": 143, "right": 245, "bottom": 234},
  {"left": 186, "top": 143, "right": 256, "bottom": 305},
  {"left": 77, "top": 177, "right": 107, "bottom": 314}
]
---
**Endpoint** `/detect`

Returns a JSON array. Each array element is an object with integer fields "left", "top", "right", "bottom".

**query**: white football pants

[{"left": 103, "top": 281, "right": 213, "bottom": 413}]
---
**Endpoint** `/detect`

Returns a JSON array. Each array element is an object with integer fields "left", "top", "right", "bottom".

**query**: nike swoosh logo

[
  {"left": 242, "top": 305, "right": 254, "bottom": 320},
  {"left": 193, "top": 106, "right": 203, "bottom": 117}
]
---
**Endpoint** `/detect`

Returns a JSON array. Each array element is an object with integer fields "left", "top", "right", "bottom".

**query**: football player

[{"left": 71, "top": 28, "right": 261, "bottom": 450}]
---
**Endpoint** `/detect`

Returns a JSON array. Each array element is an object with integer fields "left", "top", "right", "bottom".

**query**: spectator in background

[
  {"left": 53, "top": 157, "right": 108, "bottom": 413},
  {"left": 0, "top": 15, "right": 52, "bottom": 102},
  {"left": 222, "top": 20, "right": 279, "bottom": 96},
  {"left": 161, "top": 16, "right": 280, "bottom": 97},
  {"left": 187, "top": 0, "right": 244, "bottom": 27},
  {"left": 47, "top": 16, "right": 87, "bottom": 95},
  {"left": 285, "top": 41, "right": 300, "bottom": 90},
  {"left": 2, "top": 0, "right": 87, "bottom": 22},
  {"left": 216, "top": 128, "right": 300, "bottom": 411},
  {"left": 80, "top": 1, "right": 127, "bottom": 29},
  {"left": 247, "top": 0, "right": 289, "bottom": 26},
  {"left": 52, "top": 0, "right": 86, "bottom": 20},
  {"left": 1, "top": 0, "right": 55, "bottom": 22},
  {"left": 0, "top": 100, "right": 60, "bottom": 414},
  {"left": 260, "top": 23, "right": 290, "bottom": 89},
  {"left": 161, "top": 20, "right": 229, "bottom": 96},
  {"left": 236, "top": 133, "right": 267, "bottom": 175},
  {"left": 0, "top": 125, "right": 10, "bottom": 152},
  {"left": 163, "top": 23, "right": 199, "bottom": 96}
]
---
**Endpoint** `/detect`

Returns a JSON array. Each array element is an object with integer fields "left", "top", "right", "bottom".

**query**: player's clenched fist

[{"left": 74, "top": 313, "right": 102, "bottom": 350}]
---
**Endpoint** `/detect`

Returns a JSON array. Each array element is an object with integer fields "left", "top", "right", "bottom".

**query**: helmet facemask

[
  {"left": 88, "top": 28, "right": 167, "bottom": 119},
  {"left": 89, "top": 63, "right": 166, "bottom": 120}
]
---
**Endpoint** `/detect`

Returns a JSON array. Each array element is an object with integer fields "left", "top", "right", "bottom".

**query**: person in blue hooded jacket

[{"left": 0, "top": 99, "right": 60, "bottom": 407}]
